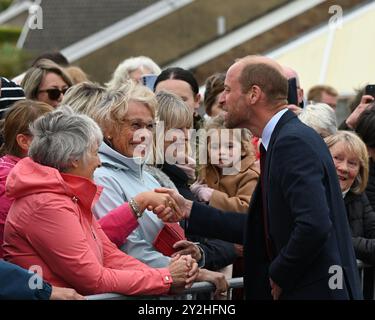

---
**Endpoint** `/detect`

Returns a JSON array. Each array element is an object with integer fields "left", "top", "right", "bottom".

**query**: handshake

[
  {"left": 134, "top": 189, "right": 229, "bottom": 296},
  {"left": 134, "top": 188, "right": 193, "bottom": 223},
  {"left": 134, "top": 189, "right": 198, "bottom": 292}
]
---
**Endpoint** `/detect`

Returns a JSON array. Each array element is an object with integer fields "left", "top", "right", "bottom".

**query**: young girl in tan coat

[{"left": 191, "top": 114, "right": 259, "bottom": 213}]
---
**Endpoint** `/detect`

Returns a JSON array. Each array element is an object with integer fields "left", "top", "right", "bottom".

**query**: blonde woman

[
  {"left": 325, "top": 131, "right": 375, "bottom": 265},
  {"left": 61, "top": 81, "right": 106, "bottom": 116}
]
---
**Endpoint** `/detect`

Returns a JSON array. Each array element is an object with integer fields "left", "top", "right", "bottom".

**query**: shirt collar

[{"left": 261, "top": 108, "right": 288, "bottom": 150}]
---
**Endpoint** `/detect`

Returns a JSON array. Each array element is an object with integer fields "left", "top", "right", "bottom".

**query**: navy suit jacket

[{"left": 188, "top": 110, "right": 362, "bottom": 300}]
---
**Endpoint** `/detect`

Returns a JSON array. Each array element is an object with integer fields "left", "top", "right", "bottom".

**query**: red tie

[{"left": 260, "top": 144, "right": 273, "bottom": 260}]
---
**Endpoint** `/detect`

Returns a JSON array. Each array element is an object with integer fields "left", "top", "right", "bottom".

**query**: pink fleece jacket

[
  {"left": 0, "top": 154, "right": 138, "bottom": 258},
  {"left": 0, "top": 155, "right": 20, "bottom": 258},
  {"left": 3, "top": 157, "right": 172, "bottom": 295}
]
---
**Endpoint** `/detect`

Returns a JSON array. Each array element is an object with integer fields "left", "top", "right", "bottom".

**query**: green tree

[
  {"left": 0, "top": 25, "right": 32, "bottom": 78},
  {"left": 0, "top": 43, "right": 31, "bottom": 78},
  {"left": 0, "top": 0, "right": 12, "bottom": 12}
]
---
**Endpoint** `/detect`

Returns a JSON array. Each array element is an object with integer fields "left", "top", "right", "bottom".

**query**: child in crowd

[{"left": 191, "top": 114, "right": 259, "bottom": 213}]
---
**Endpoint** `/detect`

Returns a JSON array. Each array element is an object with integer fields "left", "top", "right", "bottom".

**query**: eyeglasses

[{"left": 38, "top": 88, "right": 68, "bottom": 101}]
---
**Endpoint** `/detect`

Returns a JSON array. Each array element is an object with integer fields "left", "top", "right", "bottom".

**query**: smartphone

[
  {"left": 287, "top": 77, "right": 299, "bottom": 106},
  {"left": 141, "top": 74, "right": 158, "bottom": 91},
  {"left": 365, "top": 84, "right": 375, "bottom": 98}
]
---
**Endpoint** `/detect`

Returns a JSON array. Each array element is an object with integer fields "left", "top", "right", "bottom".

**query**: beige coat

[{"left": 202, "top": 153, "right": 259, "bottom": 213}]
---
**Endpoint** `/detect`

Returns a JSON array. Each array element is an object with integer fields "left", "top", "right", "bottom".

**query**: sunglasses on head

[{"left": 38, "top": 88, "right": 68, "bottom": 100}]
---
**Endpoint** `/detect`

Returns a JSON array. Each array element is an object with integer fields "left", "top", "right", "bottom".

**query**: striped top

[{"left": 0, "top": 77, "right": 25, "bottom": 117}]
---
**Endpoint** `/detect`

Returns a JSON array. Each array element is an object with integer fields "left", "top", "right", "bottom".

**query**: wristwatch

[{"left": 129, "top": 198, "right": 143, "bottom": 219}]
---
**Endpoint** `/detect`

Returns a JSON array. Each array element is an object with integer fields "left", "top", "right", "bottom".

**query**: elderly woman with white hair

[
  {"left": 106, "top": 56, "right": 161, "bottom": 90},
  {"left": 93, "top": 81, "right": 200, "bottom": 263},
  {"left": 3, "top": 106, "right": 198, "bottom": 296},
  {"left": 298, "top": 102, "right": 337, "bottom": 138}
]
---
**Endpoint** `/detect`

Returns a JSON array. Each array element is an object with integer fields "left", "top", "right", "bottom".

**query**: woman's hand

[
  {"left": 172, "top": 240, "right": 202, "bottom": 262},
  {"left": 50, "top": 286, "right": 85, "bottom": 300},
  {"left": 168, "top": 254, "right": 199, "bottom": 293},
  {"left": 197, "top": 269, "right": 229, "bottom": 297}
]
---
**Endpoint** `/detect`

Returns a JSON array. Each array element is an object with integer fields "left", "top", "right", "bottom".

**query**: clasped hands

[
  {"left": 168, "top": 254, "right": 199, "bottom": 292},
  {"left": 137, "top": 188, "right": 192, "bottom": 223}
]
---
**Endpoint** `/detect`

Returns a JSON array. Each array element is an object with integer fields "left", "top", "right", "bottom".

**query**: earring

[{"left": 107, "top": 136, "right": 112, "bottom": 140}]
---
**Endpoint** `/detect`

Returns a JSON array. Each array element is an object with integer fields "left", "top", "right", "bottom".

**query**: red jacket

[
  {"left": 0, "top": 155, "right": 19, "bottom": 258},
  {"left": 3, "top": 157, "right": 172, "bottom": 295},
  {"left": 0, "top": 154, "right": 138, "bottom": 258}
]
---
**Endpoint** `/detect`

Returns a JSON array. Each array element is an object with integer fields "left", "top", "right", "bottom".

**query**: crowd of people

[{"left": 0, "top": 50, "right": 375, "bottom": 300}]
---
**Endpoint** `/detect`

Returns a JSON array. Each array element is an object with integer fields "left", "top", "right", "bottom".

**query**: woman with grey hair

[
  {"left": 3, "top": 106, "right": 198, "bottom": 297},
  {"left": 298, "top": 102, "right": 337, "bottom": 138},
  {"left": 21, "top": 59, "right": 73, "bottom": 108},
  {"left": 106, "top": 56, "right": 161, "bottom": 90}
]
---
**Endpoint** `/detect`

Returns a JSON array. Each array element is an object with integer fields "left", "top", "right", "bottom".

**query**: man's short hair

[
  {"left": 239, "top": 62, "right": 288, "bottom": 104},
  {"left": 307, "top": 85, "right": 338, "bottom": 102}
]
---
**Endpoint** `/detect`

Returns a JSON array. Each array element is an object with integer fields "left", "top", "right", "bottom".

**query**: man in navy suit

[{"left": 154, "top": 56, "right": 362, "bottom": 300}]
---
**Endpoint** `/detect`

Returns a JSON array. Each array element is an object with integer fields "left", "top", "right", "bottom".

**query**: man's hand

[
  {"left": 270, "top": 278, "right": 282, "bottom": 300},
  {"left": 135, "top": 191, "right": 182, "bottom": 218},
  {"left": 153, "top": 188, "right": 193, "bottom": 222},
  {"left": 172, "top": 240, "right": 202, "bottom": 262}
]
